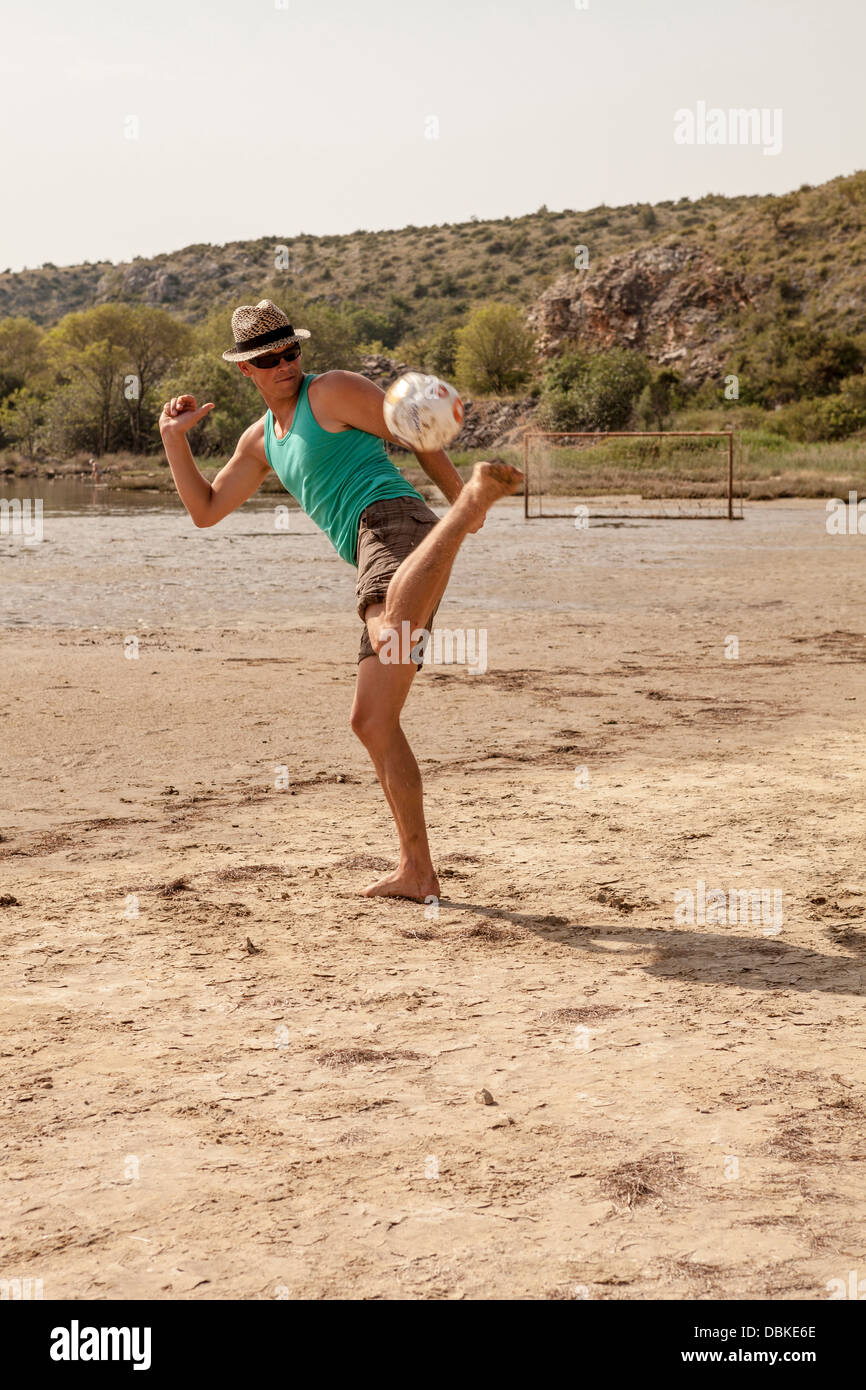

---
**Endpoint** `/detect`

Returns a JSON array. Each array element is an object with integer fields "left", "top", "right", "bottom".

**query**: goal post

[{"left": 522, "top": 430, "right": 742, "bottom": 521}]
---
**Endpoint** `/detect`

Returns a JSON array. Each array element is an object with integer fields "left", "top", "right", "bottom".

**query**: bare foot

[
  {"left": 466, "top": 460, "right": 524, "bottom": 508},
  {"left": 361, "top": 865, "right": 441, "bottom": 901}
]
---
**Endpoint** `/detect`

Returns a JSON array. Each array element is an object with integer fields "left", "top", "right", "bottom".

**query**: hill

[{"left": 2, "top": 173, "right": 865, "bottom": 373}]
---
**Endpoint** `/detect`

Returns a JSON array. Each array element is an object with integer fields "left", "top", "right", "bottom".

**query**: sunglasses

[{"left": 248, "top": 343, "right": 302, "bottom": 370}]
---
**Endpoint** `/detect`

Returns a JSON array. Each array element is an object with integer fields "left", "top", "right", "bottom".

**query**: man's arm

[
  {"left": 310, "top": 370, "right": 465, "bottom": 505},
  {"left": 159, "top": 394, "right": 270, "bottom": 527}
]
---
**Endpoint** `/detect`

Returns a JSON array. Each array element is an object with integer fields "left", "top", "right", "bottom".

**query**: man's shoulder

[
  {"left": 308, "top": 369, "right": 363, "bottom": 400},
  {"left": 308, "top": 370, "right": 375, "bottom": 432}
]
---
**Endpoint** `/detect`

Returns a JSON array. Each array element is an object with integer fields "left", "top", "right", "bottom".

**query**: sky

[{"left": 2, "top": 0, "right": 864, "bottom": 271}]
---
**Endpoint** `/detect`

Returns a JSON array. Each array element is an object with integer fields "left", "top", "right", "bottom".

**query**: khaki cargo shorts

[{"left": 355, "top": 496, "right": 441, "bottom": 665}]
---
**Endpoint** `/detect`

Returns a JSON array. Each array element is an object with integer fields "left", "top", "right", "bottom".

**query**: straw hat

[{"left": 221, "top": 299, "right": 310, "bottom": 362}]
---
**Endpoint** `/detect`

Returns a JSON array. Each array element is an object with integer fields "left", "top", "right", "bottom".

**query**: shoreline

[{"left": 2, "top": 455, "right": 864, "bottom": 501}]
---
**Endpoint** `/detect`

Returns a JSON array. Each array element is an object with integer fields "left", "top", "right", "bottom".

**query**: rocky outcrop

[
  {"left": 529, "top": 243, "right": 762, "bottom": 383},
  {"left": 95, "top": 262, "right": 190, "bottom": 305},
  {"left": 455, "top": 395, "right": 537, "bottom": 448},
  {"left": 358, "top": 354, "right": 414, "bottom": 388},
  {"left": 359, "top": 355, "right": 536, "bottom": 447}
]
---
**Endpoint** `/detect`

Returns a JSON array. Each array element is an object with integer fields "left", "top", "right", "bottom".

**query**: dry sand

[{"left": 1, "top": 496, "right": 864, "bottom": 1300}]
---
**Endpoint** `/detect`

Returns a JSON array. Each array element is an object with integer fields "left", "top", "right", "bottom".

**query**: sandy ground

[{"left": 1, "top": 496, "right": 864, "bottom": 1301}]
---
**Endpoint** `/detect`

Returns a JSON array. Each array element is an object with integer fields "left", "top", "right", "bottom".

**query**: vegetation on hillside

[{"left": 2, "top": 172, "right": 866, "bottom": 474}]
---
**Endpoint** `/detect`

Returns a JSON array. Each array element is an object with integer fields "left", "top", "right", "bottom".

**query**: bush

[
  {"left": 536, "top": 348, "right": 651, "bottom": 431},
  {"left": 730, "top": 321, "right": 866, "bottom": 406},
  {"left": 769, "top": 394, "right": 866, "bottom": 442},
  {"left": 540, "top": 349, "right": 589, "bottom": 394},
  {"left": 454, "top": 302, "right": 535, "bottom": 393},
  {"left": 637, "top": 369, "right": 682, "bottom": 430},
  {"left": 423, "top": 323, "right": 459, "bottom": 378},
  {"left": 438, "top": 272, "right": 462, "bottom": 299},
  {"left": 344, "top": 301, "right": 402, "bottom": 350},
  {"left": 840, "top": 372, "right": 866, "bottom": 412}
]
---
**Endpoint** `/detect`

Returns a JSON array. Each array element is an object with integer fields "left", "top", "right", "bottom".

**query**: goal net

[{"left": 523, "top": 431, "right": 742, "bottom": 520}]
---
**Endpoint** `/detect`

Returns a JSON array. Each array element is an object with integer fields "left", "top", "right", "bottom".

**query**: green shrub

[
  {"left": 424, "top": 324, "right": 459, "bottom": 378},
  {"left": 454, "top": 302, "right": 534, "bottom": 393},
  {"left": 540, "top": 349, "right": 589, "bottom": 394},
  {"left": 769, "top": 394, "right": 866, "bottom": 442},
  {"left": 344, "top": 299, "right": 405, "bottom": 351},
  {"left": 397, "top": 323, "right": 460, "bottom": 378},
  {"left": 638, "top": 369, "right": 682, "bottom": 430},
  {"left": 840, "top": 371, "right": 866, "bottom": 411},
  {"left": 730, "top": 321, "right": 866, "bottom": 406},
  {"left": 536, "top": 348, "right": 650, "bottom": 431}
]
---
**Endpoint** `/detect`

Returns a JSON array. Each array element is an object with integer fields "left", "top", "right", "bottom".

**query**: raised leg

[{"left": 370, "top": 461, "right": 523, "bottom": 658}]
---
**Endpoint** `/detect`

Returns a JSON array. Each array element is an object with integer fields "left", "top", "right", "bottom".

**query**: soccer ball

[{"left": 383, "top": 372, "right": 465, "bottom": 452}]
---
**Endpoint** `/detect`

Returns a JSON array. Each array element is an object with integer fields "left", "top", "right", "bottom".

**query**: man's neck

[{"left": 264, "top": 372, "right": 306, "bottom": 434}]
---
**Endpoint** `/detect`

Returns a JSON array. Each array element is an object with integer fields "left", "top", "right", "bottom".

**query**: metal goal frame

[{"left": 522, "top": 430, "right": 742, "bottom": 520}]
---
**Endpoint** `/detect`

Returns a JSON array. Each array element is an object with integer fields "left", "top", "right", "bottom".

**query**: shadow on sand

[{"left": 437, "top": 898, "right": 865, "bottom": 998}]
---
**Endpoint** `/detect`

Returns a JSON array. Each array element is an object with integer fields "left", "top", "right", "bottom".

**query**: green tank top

[{"left": 263, "top": 373, "right": 425, "bottom": 566}]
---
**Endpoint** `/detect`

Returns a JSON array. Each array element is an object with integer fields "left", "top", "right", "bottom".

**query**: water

[{"left": 0, "top": 479, "right": 831, "bottom": 632}]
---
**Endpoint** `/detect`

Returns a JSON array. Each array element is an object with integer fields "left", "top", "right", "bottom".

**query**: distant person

[
  {"left": 158, "top": 299, "right": 521, "bottom": 901},
  {"left": 89, "top": 458, "right": 101, "bottom": 481}
]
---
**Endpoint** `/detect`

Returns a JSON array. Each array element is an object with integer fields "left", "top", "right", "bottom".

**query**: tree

[
  {"left": 728, "top": 317, "right": 866, "bottom": 407},
  {"left": 638, "top": 368, "right": 681, "bottom": 430},
  {"left": 42, "top": 306, "right": 133, "bottom": 454},
  {"left": 287, "top": 301, "right": 361, "bottom": 373},
  {"left": 343, "top": 300, "right": 406, "bottom": 352},
  {"left": 0, "top": 387, "right": 44, "bottom": 457},
  {"left": 424, "top": 323, "right": 459, "bottom": 377},
  {"left": 42, "top": 378, "right": 108, "bottom": 457},
  {"left": 157, "top": 351, "right": 253, "bottom": 457},
  {"left": 116, "top": 305, "right": 193, "bottom": 452},
  {"left": 0, "top": 316, "right": 44, "bottom": 398},
  {"left": 454, "top": 302, "right": 535, "bottom": 394}
]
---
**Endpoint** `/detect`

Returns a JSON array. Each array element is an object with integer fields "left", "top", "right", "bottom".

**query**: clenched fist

[{"left": 159, "top": 394, "right": 215, "bottom": 437}]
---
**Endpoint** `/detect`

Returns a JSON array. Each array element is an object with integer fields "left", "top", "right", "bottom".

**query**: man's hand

[{"left": 159, "top": 394, "right": 215, "bottom": 437}]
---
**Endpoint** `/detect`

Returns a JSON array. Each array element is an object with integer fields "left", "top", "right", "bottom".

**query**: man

[{"left": 159, "top": 299, "right": 522, "bottom": 901}]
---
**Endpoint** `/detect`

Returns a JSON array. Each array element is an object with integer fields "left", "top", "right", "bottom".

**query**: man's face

[{"left": 240, "top": 343, "right": 303, "bottom": 395}]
